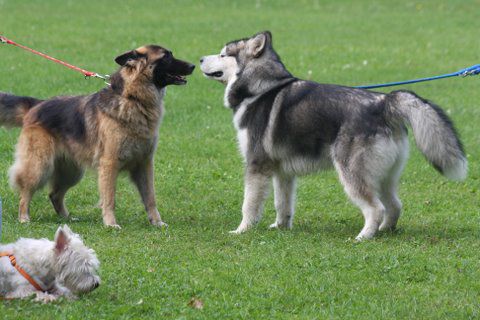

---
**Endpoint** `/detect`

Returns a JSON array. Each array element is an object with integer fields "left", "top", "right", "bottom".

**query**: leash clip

[
  {"left": 85, "top": 73, "right": 111, "bottom": 86},
  {"left": 95, "top": 74, "right": 111, "bottom": 86},
  {"left": 459, "top": 64, "right": 480, "bottom": 77}
]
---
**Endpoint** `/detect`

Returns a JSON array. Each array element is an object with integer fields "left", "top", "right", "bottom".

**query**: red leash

[{"left": 0, "top": 35, "right": 110, "bottom": 84}]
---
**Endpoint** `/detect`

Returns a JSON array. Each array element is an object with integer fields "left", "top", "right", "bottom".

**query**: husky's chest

[{"left": 232, "top": 96, "right": 260, "bottom": 160}]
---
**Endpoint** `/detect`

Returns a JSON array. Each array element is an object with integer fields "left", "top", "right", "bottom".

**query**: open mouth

[
  {"left": 167, "top": 74, "right": 187, "bottom": 85},
  {"left": 204, "top": 71, "right": 224, "bottom": 78}
]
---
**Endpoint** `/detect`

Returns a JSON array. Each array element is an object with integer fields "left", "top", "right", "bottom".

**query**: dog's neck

[
  {"left": 224, "top": 60, "right": 294, "bottom": 110},
  {"left": 101, "top": 75, "right": 166, "bottom": 137},
  {"left": 225, "top": 74, "right": 296, "bottom": 112},
  {"left": 13, "top": 239, "right": 57, "bottom": 291}
]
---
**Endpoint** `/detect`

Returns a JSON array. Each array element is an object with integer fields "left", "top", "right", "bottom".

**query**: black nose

[
  {"left": 200, "top": 57, "right": 204, "bottom": 63},
  {"left": 188, "top": 63, "right": 195, "bottom": 73},
  {"left": 93, "top": 282, "right": 100, "bottom": 290}
]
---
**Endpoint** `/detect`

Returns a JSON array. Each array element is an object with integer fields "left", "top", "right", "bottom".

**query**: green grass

[{"left": 1, "top": 0, "right": 480, "bottom": 318}]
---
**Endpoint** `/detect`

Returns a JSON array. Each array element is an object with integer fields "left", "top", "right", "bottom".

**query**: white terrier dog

[{"left": 0, "top": 225, "right": 100, "bottom": 302}]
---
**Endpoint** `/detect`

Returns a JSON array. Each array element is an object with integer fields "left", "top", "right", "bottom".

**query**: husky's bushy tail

[
  {"left": 387, "top": 90, "right": 467, "bottom": 181},
  {"left": 0, "top": 92, "right": 42, "bottom": 127}
]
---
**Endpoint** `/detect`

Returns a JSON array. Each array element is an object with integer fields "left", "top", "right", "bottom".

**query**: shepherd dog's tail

[{"left": 0, "top": 92, "right": 42, "bottom": 127}]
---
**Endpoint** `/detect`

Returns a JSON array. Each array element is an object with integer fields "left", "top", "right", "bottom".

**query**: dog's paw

[
  {"left": 34, "top": 292, "right": 58, "bottom": 303},
  {"left": 229, "top": 224, "right": 251, "bottom": 234},
  {"left": 151, "top": 220, "right": 168, "bottom": 228},
  {"left": 105, "top": 224, "right": 122, "bottom": 229},
  {"left": 378, "top": 222, "right": 397, "bottom": 232},
  {"left": 269, "top": 222, "right": 280, "bottom": 229},
  {"left": 269, "top": 221, "right": 292, "bottom": 230},
  {"left": 354, "top": 233, "right": 375, "bottom": 242},
  {"left": 19, "top": 216, "right": 30, "bottom": 223}
]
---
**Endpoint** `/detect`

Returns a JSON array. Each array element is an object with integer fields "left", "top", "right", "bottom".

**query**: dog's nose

[
  {"left": 199, "top": 57, "right": 204, "bottom": 64},
  {"left": 93, "top": 282, "right": 100, "bottom": 290},
  {"left": 188, "top": 63, "right": 195, "bottom": 73}
]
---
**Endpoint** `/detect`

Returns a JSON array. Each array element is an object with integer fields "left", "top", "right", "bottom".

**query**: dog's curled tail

[
  {"left": 387, "top": 90, "right": 467, "bottom": 181},
  {"left": 0, "top": 92, "right": 42, "bottom": 127}
]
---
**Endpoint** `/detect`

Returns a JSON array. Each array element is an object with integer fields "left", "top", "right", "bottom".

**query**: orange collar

[{"left": 0, "top": 251, "right": 46, "bottom": 293}]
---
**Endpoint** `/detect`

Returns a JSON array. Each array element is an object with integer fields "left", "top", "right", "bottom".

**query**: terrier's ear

[
  {"left": 54, "top": 226, "right": 70, "bottom": 253},
  {"left": 248, "top": 31, "right": 272, "bottom": 58},
  {"left": 62, "top": 224, "right": 73, "bottom": 234},
  {"left": 115, "top": 50, "right": 140, "bottom": 66}
]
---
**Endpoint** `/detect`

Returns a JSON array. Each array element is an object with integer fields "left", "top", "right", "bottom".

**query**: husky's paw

[
  {"left": 269, "top": 221, "right": 292, "bottom": 230},
  {"left": 229, "top": 222, "right": 252, "bottom": 234},
  {"left": 355, "top": 232, "right": 375, "bottom": 242},
  {"left": 378, "top": 221, "right": 397, "bottom": 232}
]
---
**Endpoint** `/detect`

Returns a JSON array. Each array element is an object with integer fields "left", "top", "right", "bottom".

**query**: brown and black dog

[{"left": 0, "top": 45, "right": 195, "bottom": 228}]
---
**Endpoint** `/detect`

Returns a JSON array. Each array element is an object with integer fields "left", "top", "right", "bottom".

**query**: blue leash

[{"left": 355, "top": 64, "right": 480, "bottom": 89}]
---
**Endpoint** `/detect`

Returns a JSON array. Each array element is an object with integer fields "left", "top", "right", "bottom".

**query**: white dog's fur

[{"left": 0, "top": 225, "right": 100, "bottom": 302}]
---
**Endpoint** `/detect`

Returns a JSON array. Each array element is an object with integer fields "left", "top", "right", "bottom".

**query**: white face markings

[{"left": 200, "top": 46, "right": 238, "bottom": 85}]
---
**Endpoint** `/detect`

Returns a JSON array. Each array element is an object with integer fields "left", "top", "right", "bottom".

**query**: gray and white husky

[{"left": 200, "top": 31, "right": 467, "bottom": 240}]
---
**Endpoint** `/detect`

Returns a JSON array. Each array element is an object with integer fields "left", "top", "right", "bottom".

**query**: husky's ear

[
  {"left": 115, "top": 50, "right": 140, "bottom": 66},
  {"left": 248, "top": 31, "right": 272, "bottom": 58},
  {"left": 54, "top": 226, "right": 71, "bottom": 253}
]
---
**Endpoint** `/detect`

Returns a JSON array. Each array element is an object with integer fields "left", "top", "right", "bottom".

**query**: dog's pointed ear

[
  {"left": 54, "top": 226, "right": 71, "bottom": 253},
  {"left": 62, "top": 224, "right": 73, "bottom": 234},
  {"left": 248, "top": 31, "right": 272, "bottom": 58},
  {"left": 115, "top": 50, "right": 138, "bottom": 66}
]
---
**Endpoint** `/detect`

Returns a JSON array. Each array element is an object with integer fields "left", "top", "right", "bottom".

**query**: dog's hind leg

[
  {"left": 129, "top": 159, "right": 166, "bottom": 227},
  {"left": 49, "top": 158, "right": 84, "bottom": 218},
  {"left": 379, "top": 138, "right": 408, "bottom": 231},
  {"left": 9, "top": 126, "right": 55, "bottom": 223},
  {"left": 333, "top": 147, "right": 385, "bottom": 240},
  {"left": 270, "top": 173, "right": 296, "bottom": 229},
  {"left": 378, "top": 177, "right": 402, "bottom": 232}
]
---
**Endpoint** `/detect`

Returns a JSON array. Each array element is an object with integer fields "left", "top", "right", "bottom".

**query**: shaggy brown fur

[{"left": 0, "top": 45, "right": 195, "bottom": 227}]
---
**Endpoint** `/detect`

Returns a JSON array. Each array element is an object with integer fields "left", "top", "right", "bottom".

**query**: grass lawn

[{"left": 1, "top": 0, "right": 479, "bottom": 318}]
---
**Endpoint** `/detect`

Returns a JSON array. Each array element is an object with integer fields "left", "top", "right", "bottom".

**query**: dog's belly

[{"left": 276, "top": 146, "right": 334, "bottom": 175}]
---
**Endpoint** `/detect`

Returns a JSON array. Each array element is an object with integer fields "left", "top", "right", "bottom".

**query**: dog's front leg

[
  {"left": 230, "top": 167, "right": 271, "bottom": 234},
  {"left": 98, "top": 158, "right": 120, "bottom": 228},
  {"left": 50, "top": 283, "right": 77, "bottom": 300},
  {"left": 270, "top": 173, "right": 296, "bottom": 230},
  {"left": 34, "top": 291, "right": 59, "bottom": 303},
  {"left": 130, "top": 160, "right": 166, "bottom": 227}
]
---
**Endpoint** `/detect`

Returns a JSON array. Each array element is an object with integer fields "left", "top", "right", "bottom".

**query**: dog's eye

[{"left": 220, "top": 54, "right": 226, "bottom": 58}]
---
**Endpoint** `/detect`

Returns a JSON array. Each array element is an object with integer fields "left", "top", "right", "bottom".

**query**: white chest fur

[{"left": 232, "top": 95, "right": 261, "bottom": 161}]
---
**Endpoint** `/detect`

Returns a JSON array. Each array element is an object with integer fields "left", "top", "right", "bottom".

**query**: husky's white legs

[
  {"left": 379, "top": 139, "right": 408, "bottom": 231},
  {"left": 270, "top": 173, "right": 296, "bottom": 229},
  {"left": 231, "top": 171, "right": 271, "bottom": 234},
  {"left": 335, "top": 166, "right": 385, "bottom": 240}
]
